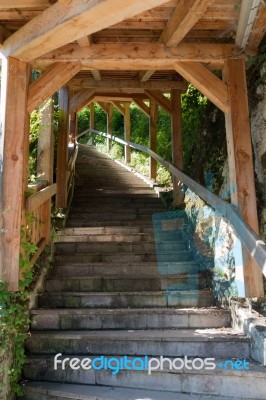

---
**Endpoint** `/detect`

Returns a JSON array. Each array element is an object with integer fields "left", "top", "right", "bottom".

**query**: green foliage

[{"left": 0, "top": 213, "right": 43, "bottom": 397}]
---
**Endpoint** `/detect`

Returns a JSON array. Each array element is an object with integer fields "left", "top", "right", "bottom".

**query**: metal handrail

[{"left": 79, "top": 128, "right": 266, "bottom": 278}]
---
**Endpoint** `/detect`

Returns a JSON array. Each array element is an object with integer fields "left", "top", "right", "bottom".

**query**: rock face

[{"left": 250, "top": 63, "right": 266, "bottom": 243}]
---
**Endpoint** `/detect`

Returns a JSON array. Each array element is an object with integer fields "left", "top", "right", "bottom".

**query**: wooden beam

[
  {"left": 26, "top": 184, "right": 57, "bottom": 213},
  {"left": 1, "top": 58, "right": 30, "bottom": 291},
  {"left": 133, "top": 99, "right": 150, "bottom": 117},
  {"left": 139, "top": 71, "right": 155, "bottom": 82},
  {"left": 69, "top": 89, "right": 95, "bottom": 113},
  {"left": 223, "top": 58, "right": 264, "bottom": 298},
  {"left": 160, "top": 0, "right": 214, "bottom": 47},
  {"left": 247, "top": 1, "right": 266, "bottom": 52},
  {"left": 112, "top": 101, "right": 125, "bottom": 116},
  {"left": 91, "top": 70, "right": 101, "bottom": 81},
  {"left": 171, "top": 89, "right": 184, "bottom": 206},
  {"left": 90, "top": 102, "right": 95, "bottom": 130},
  {"left": 107, "top": 104, "right": 113, "bottom": 152},
  {"left": 56, "top": 87, "right": 69, "bottom": 209},
  {"left": 69, "top": 78, "right": 187, "bottom": 91},
  {"left": 37, "top": 99, "right": 54, "bottom": 183},
  {"left": 173, "top": 62, "right": 230, "bottom": 113},
  {"left": 124, "top": 103, "right": 131, "bottom": 164},
  {"left": 36, "top": 43, "right": 243, "bottom": 67},
  {"left": 77, "top": 35, "right": 92, "bottom": 47},
  {"left": 145, "top": 90, "right": 172, "bottom": 114},
  {"left": 97, "top": 102, "right": 109, "bottom": 114},
  {"left": 28, "top": 63, "right": 81, "bottom": 113},
  {"left": 149, "top": 100, "right": 158, "bottom": 180},
  {"left": 2, "top": 0, "right": 171, "bottom": 61},
  {"left": 0, "top": 0, "right": 51, "bottom": 8}
]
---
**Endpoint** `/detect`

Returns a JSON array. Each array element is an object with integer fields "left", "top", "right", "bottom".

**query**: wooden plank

[
  {"left": 171, "top": 89, "right": 184, "bottom": 205},
  {"left": 69, "top": 78, "right": 187, "bottom": 91},
  {"left": 91, "top": 70, "right": 101, "bottom": 81},
  {"left": 133, "top": 99, "right": 150, "bottom": 117},
  {"left": 145, "top": 90, "right": 172, "bottom": 114},
  {"left": 69, "top": 112, "right": 77, "bottom": 144},
  {"left": 173, "top": 61, "right": 229, "bottom": 112},
  {"left": 37, "top": 43, "right": 243, "bottom": 66},
  {"left": 247, "top": 1, "right": 266, "bottom": 52},
  {"left": 26, "top": 184, "right": 57, "bottom": 212},
  {"left": 1, "top": 0, "right": 172, "bottom": 61},
  {"left": 160, "top": 0, "right": 215, "bottom": 46},
  {"left": 37, "top": 98, "right": 54, "bottom": 183},
  {"left": 224, "top": 58, "right": 264, "bottom": 297},
  {"left": 90, "top": 102, "right": 95, "bottom": 130},
  {"left": 1, "top": 57, "right": 30, "bottom": 291},
  {"left": 124, "top": 103, "right": 131, "bottom": 164},
  {"left": 69, "top": 89, "right": 95, "bottom": 113},
  {"left": 28, "top": 63, "right": 81, "bottom": 113},
  {"left": 97, "top": 102, "right": 109, "bottom": 113},
  {"left": 0, "top": 0, "right": 51, "bottom": 8},
  {"left": 112, "top": 101, "right": 125, "bottom": 116},
  {"left": 149, "top": 100, "right": 158, "bottom": 180},
  {"left": 56, "top": 87, "right": 69, "bottom": 209}
]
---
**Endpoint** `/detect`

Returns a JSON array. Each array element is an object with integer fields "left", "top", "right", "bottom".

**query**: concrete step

[
  {"left": 56, "top": 233, "right": 155, "bottom": 243},
  {"left": 54, "top": 250, "right": 194, "bottom": 265},
  {"left": 54, "top": 241, "right": 187, "bottom": 255},
  {"left": 45, "top": 275, "right": 208, "bottom": 293},
  {"left": 21, "top": 381, "right": 262, "bottom": 400},
  {"left": 69, "top": 204, "right": 165, "bottom": 212},
  {"left": 38, "top": 290, "right": 214, "bottom": 309},
  {"left": 25, "top": 329, "right": 250, "bottom": 358},
  {"left": 50, "top": 261, "right": 199, "bottom": 278},
  {"left": 67, "top": 214, "right": 157, "bottom": 222},
  {"left": 65, "top": 220, "right": 155, "bottom": 228},
  {"left": 71, "top": 197, "right": 163, "bottom": 205},
  {"left": 30, "top": 308, "right": 231, "bottom": 330}
]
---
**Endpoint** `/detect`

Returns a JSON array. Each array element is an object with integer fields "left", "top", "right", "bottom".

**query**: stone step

[
  {"left": 38, "top": 290, "right": 214, "bottom": 309},
  {"left": 30, "top": 308, "right": 231, "bottom": 330},
  {"left": 21, "top": 382, "right": 262, "bottom": 400},
  {"left": 50, "top": 261, "right": 199, "bottom": 278},
  {"left": 45, "top": 274, "right": 209, "bottom": 293},
  {"left": 22, "top": 357, "right": 266, "bottom": 400},
  {"left": 54, "top": 250, "right": 194, "bottom": 264},
  {"left": 54, "top": 241, "right": 187, "bottom": 255},
  {"left": 56, "top": 233, "right": 155, "bottom": 243},
  {"left": 25, "top": 329, "right": 250, "bottom": 359},
  {"left": 65, "top": 220, "right": 155, "bottom": 228},
  {"left": 61, "top": 226, "right": 156, "bottom": 235}
]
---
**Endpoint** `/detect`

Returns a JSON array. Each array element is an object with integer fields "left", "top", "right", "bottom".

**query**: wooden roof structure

[
  {"left": 0, "top": 0, "right": 266, "bottom": 296},
  {"left": 0, "top": 0, "right": 266, "bottom": 109}
]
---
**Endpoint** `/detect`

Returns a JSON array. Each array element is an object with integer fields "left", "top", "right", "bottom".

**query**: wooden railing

[
  {"left": 24, "top": 144, "right": 78, "bottom": 265},
  {"left": 83, "top": 128, "right": 266, "bottom": 278}
]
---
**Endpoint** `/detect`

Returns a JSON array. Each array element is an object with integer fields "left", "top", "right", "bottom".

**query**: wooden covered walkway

[{"left": 0, "top": 0, "right": 266, "bottom": 298}]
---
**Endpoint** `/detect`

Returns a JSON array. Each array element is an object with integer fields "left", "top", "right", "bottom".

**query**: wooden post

[
  {"left": 69, "top": 112, "right": 77, "bottom": 145},
  {"left": 88, "top": 102, "right": 94, "bottom": 145},
  {"left": 171, "top": 89, "right": 184, "bottom": 206},
  {"left": 223, "top": 59, "right": 264, "bottom": 297},
  {"left": 149, "top": 99, "right": 158, "bottom": 180},
  {"left": 124, "top": 102, "right": 131, "bottom": 164},
  {"left": 56, "top": 87, "right": 69, "bottom": 209},
  {"left": 0, "top": 57, "right": 30, "bottom": 290},
  {"left": 107, "top": 104, "right": 113, "bottom": 152},
  {"left": 37, "top": 98, "right": 54, "bottom": 242},
  {"left": 37, "top": 99, "right": 54, "bottom": 183}
]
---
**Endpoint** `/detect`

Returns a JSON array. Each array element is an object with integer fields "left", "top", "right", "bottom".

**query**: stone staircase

[{"left": 22, "top": 145, "right": 266, "bottom": 400}]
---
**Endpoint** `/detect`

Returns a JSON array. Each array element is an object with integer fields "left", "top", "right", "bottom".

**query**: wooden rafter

[
  {"left": 69, "top": 89, "right": 95, "bottom": 113},
  {"left": 91, "top": 70, "right": 101, "bottom": 81},
  {"left": 112, "top": 101, "right": 125, "bottom": 116},
  {"left": 133, "top": 99, "right": 150, "bottom": 117},
  {"left": 35, "top": 43, "right": 242, "bottom": 67},
  {"left": 0, "top": 0, "right": 51, "bottom": 8},
  {"left": 28, "top": 63, "right": 81, "bottom": 113},
  {"left": 1, "top": 0, "right": 171, "bottom": 61},
  {"left": 69, "top": 78, "right": 187, "bottom": 91},
  {"left": 173, "top": 62, "right": 229, "bottom": 113},
  {"left": 160, "top": 0, "right": 215, "bottom": 47},
  {"left": 145, "top": 90, "right": 172, "bottom": 114},
  {"left": 77, "top": 35, "right": 92, "bottom": 47},
  {"left": 139, "top": 71, "right": 155, "bottom": 82}
]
